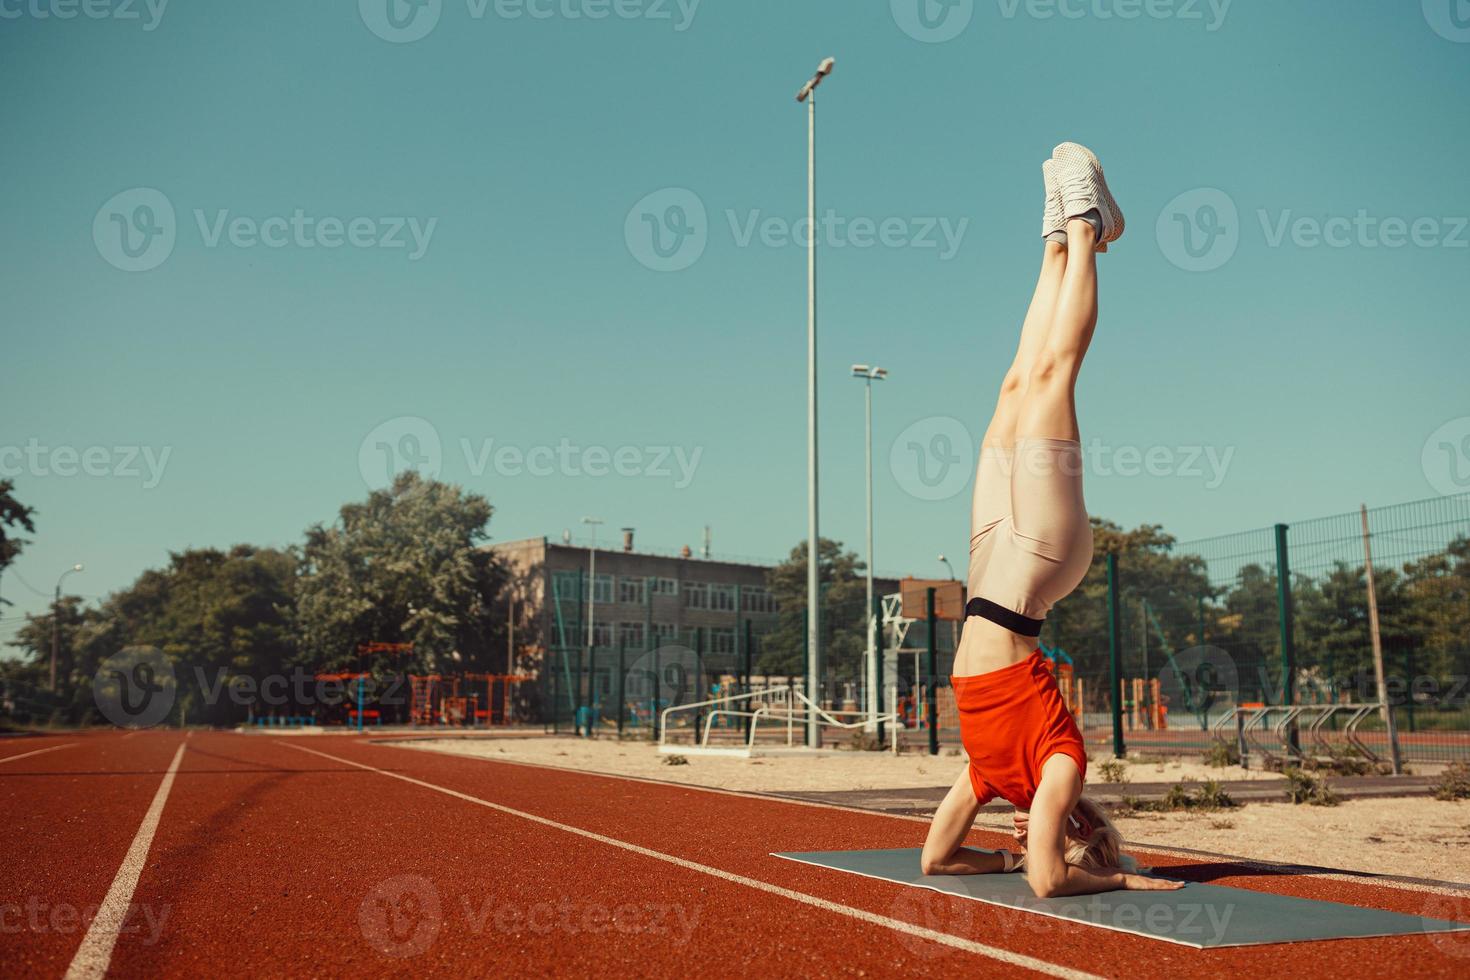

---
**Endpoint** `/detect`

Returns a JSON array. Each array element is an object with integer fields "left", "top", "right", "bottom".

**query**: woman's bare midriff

[{"left": 951, "top": 614, "right": 1039, "bottom": 677}]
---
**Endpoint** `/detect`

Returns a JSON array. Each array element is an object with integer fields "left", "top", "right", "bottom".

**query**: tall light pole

[
  {"left": 851, "top": 364, "right": 887, "bottom": 732},
  {"left": 938, "top": 554, "right": 956, "bottom": 580},
  {"left": 580, "top": 517, "right": 603, "bottom": 652},
  {"left": 796, "top": 55, "right": 834, "bottom": 747},
  {"left": 51, "top": 563, "right": 83, "bottom": 691}
]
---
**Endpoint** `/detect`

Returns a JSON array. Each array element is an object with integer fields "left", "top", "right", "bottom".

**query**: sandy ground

[{"left": 399, "top": 734, "right": 1470, "bottom": 884}]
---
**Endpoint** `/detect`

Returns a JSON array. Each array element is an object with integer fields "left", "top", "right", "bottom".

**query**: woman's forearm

[{"left": 1032, "top": 864, "right": 1125, "bottom": 898}]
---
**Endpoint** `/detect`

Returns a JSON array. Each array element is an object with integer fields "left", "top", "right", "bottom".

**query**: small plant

[
  {"left": 662, "top": 754, "right": 689, "bottom": 766},
  {"left": 846, "top": 730, "right": 883, "bottom": 752},
  {"left": 1431, "top": 761, "right": 1470, "bottom": 801},
  {"left": 1098, "top": 759, "right": 1130, "bottom": 785},
  {"left": 1195, "top": 779, "right": 1237, "bottom": 810},
  {"left": 1283, "top": 767, "right": 1338, "bottom": 806},
  {"left": 1208, "top": 818, "right": 1235, "bottom": 830},
  {"left": 1203, "top": 740, "right": 1240, "bottom": 768},
  {"left": 1135, "top": 779, "right": 1238, "bottom": 813}
]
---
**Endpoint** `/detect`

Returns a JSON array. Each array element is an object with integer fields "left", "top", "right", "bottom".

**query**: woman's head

[{"left": 1062, "top": 796, "right": 1126, "bottom": 872}]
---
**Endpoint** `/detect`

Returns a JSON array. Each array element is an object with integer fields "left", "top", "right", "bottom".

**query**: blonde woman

[{"left": 918, "top": 143, "right": 1180, "bottom": 899}]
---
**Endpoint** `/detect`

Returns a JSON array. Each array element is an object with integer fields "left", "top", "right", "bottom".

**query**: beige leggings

[{"left": 968, "top": 439, "right": 1094, "bottom": 623}]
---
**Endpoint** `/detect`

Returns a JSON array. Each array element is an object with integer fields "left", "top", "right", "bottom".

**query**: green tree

[
  {"left": 295, "top": 472, "right": 509, "bottom": 678},
  {"left": 0, "top": 480, "right": 36, "bottom": 609},
  {"left": 759, "top": 537, "right": 869, "bottom": 681}
]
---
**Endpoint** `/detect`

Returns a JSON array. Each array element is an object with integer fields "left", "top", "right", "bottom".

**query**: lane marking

[
  {"left": 282, "top": 741, "right": 1098, "bottom": 979},
  {"left": 63, "top": 742, "right": 186, "bottom": 980},
  {"left": 382, "top": 738, "right": 1468, "bottom": 898},
  {"left": 0, "top": 742, "right": 76, "bottom": 765}
]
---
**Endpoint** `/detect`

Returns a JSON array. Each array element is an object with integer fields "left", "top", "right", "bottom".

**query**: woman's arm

[
  {"left": 1023, "top": 756, "right": 1184, "bottom": 898},
  {"left": 920, "top": 769, "right": 1016, "bottom": 875}
]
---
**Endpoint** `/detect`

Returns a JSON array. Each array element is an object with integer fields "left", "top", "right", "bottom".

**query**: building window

[
  {"left": 577, "top": 572, "right": 613, "bottom": 603},
  {"left": 708, "top": 627, "right": 737, "bottom": 654},
  {"left": 709, "top": 584, "right": 736, "bottom": 612},
  {"left": 552, "top": 570, "right": 580, "bottom": 602},
  {"left": 618, "top": 577, "right": 645, "bottom": 604},
  {"left": 653, "top": 622, "right": 678, "bottom": 645},
  {"left": 742, "top": 587, "right": 776, "bottom": 614},
  {"left": 683, "top": 581, "right": 709, "bottom": 609},
  {"left": 618, "top": 622, "right": 646, "bottom": 649},
  {"left": 652, "top": 577, "right": 678, "bottom": 596},
  {"left": 590, "top": 622, "right": 613, "bottom": 648}
]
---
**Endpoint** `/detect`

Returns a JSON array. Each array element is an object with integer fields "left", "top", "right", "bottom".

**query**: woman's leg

[
  {"left": 979, "top": 241, "right": 1069, "bottom": 450},
  {"left": 919, "top": 769, "right": 1009, "bottom": 875},
  {"left": 1014, "top": 219, "right": 1099, "bottom": 442}
]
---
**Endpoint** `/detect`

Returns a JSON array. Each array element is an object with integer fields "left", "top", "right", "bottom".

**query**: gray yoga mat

[{"left": 772, "top": 847, "right": 1470, "bottom": 948}]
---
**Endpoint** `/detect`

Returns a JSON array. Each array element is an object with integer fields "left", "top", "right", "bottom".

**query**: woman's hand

[
  {"left": 1121, "top": 873, "right": 1185, "bottom": 891},
  {"left": 1012, "top": 810, "right": 1028, "bottom": 849}
]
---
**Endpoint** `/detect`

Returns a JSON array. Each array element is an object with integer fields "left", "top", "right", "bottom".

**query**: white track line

[
  {"left": 0, "top": 742, "right": 76, "bottom": 765},
  {"left": 64, "top": 742, "right": 186, "bottom": 980},
  {"left": 283, "top": 742, "right": 1098, "bottom": 979}
]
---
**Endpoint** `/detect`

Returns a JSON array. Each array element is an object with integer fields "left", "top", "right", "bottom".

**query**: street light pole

[
  {"left": 938, "top": 554, "right": 956, "bottom": 580},
  {"left": 851, "top": 364, "right": 887, "bottom": 733},
  {"left": 580, "top": 517, "right": 603, "bottom": 652},
  {"left": 796, "top": 56, "right": 834, "bottom": 748},
  {"left": 51, "top": 563, "right": 83, "bottom": 691}
]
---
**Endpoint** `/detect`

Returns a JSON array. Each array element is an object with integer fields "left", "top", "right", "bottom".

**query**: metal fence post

[
  {"left": 926, "top": 587, "right": 939, "bottom": 756},
  {"left": 1275, "top": 523, "right": 1299, "bottom": 754},
  {"left": 615, "top": 639, "right": 626, "bottom": 738},
  {"left": 874, "top": 594, "right": 885, "bottom": 746},
  {"left": 1107, "top": 554, "right": 1125, "bottom": 758}
]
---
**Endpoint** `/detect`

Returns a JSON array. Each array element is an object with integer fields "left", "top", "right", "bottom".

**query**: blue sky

[{"left": 3, "top": 1, "right": 1468, "bottom": 641}]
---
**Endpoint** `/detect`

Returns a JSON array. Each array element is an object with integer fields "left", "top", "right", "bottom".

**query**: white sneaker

[
  {"left": 1041, "top": 158, "right": 1066, "bottom": 241},
  {"left": 1052, "top": 141, "right": 1124, "bottom": 252}
]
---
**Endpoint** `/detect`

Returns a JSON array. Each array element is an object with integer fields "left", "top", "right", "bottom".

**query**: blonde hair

[{"left": 1063, "top": 796, "right": 1124, "bottom": 870}]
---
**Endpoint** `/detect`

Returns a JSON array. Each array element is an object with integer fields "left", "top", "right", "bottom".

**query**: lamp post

[
  {"left": 796, "top": 55, "right": 835, "bottom": 747},
  {"left": 851, "top": 364, "right": 887, "bottom": 732},
  {"left": 51, "top": 563, "right": 83, "bottom": 691},
  {"left": 938, "top": 554, "right": 956, "bottom": 580},
  {"left": 580, "top": 517, "right": 603, "bottom": 652}
]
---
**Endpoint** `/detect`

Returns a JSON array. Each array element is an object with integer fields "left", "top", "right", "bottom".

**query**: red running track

[{"left": 2, "top": 729, "right": 1469, "bottom": 978}]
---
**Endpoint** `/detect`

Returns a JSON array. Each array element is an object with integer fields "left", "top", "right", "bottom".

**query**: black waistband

[{"left": 965, "top": 597, "right": 1044, "bottom": 637}]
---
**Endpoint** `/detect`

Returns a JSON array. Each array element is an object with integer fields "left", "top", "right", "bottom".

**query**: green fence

[{"left": 1060, "top": 494, "right": 1470, "bottom": 766}]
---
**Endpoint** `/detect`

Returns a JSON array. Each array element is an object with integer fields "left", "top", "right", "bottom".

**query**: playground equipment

[
  {"left": 657, "top": 683, "right": 901, "bottom": 757},
  {"left": 1119, "top": 677, "right": 1166, "bottom": 730},
  {"left": 1038, "top": 643, "right": 1085, "bottom": 725},
  {"left": 409, "top": 673, "right": 530, "bottom": 727}
]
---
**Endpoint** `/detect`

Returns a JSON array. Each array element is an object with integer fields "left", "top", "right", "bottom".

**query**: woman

[{"left": 918, "top": 143, "right": 1181, "bottom": 899}]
